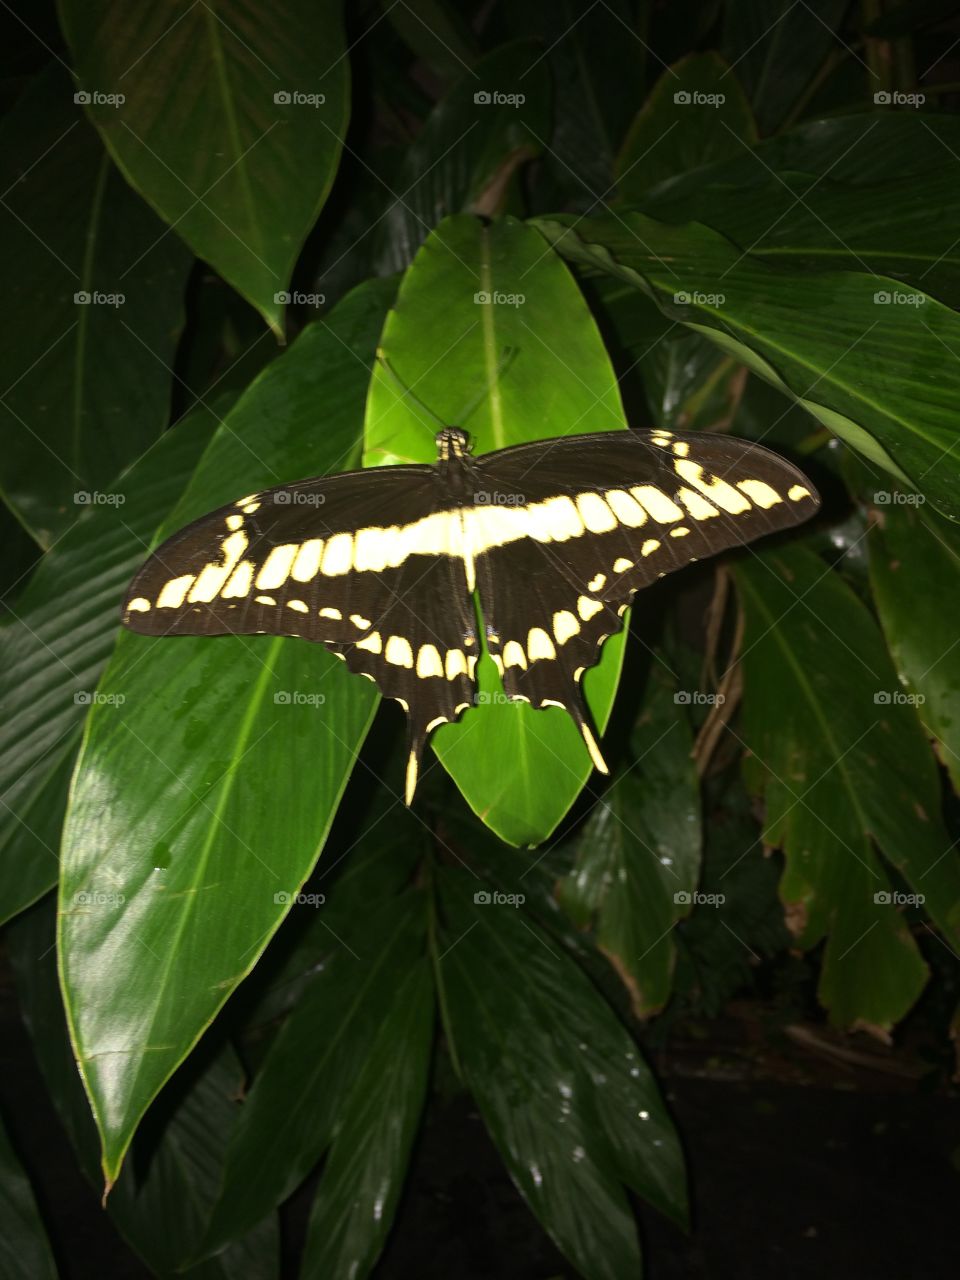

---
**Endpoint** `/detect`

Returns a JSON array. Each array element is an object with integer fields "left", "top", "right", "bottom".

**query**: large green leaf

[
  {"left": 616, "top": 52, "right": 755, "bottom": 203},
  {"left": 534, "top": 212, "right": 960, "bottom": 520},
  {"left": 0, "top": 1110, "right": 57, "bottom": 1280},
  {"left": 201, "top": 887, "right": 427, "bottom": 1254},
  {"left": 374, "top": 41, "right": 551, "bottom": 274},
  {"left": 437, "top": 867, "right": 686, "bottom": 1280},
  {"left": 58, "top": 280, "right": 395, "bottom": 1186},
  {"left": 0, "top": 65, "right": 192, "bottom": 544},
  {"left": 300, "top": 957, "right": 434, "bottom": 1280},
  {"left": 0, "top": 407, "right": 217, "bottom": 926},
  {"left": 559, "top": 661, "right": 701, "bottom": 1017},
  {"left": 868, "top": 503, "right": 960, "bottom": 793},
  {"left": 8, "top": 899, "right": 278, "bottom": 1278},
  {"left": 58, "top": 0, "right": 350, "bottom": 335},
  {"left": 736, "top": 545, "right": 960, "bottom": 1027},
  {"left": 365, "top": 214, "right": 628, "bottom": 844},
  {"left": 643, "top": 168, "right": 960, "bottom": 310}
]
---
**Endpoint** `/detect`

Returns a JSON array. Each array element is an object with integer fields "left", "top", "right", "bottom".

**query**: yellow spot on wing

[
  {"left": 630, "top": 485, "right": 684, "bottom": 523},
  {"left": 678, "top": 487, "right": 719, "bottom": 520},
  {"left": 641, "top": 539, "right": 660, "bottom": 556},
  {"left": 669, "top": 527, "right": 690, "bottom": 538},
  {"left": 612, "top": 557, "right": 634, "bottom": 573},
  {"left": 576, "top": 492, "right": 617, "bottom": 533},
  {"left": 578, "top": 595, "right": 603, "bottom": 621},
  {"left": 527, "top": 627, "right": 556, "bottom": 661},
  {"left": 605, "top": 489, "right": 647, "bottom": 527},
  {"left": 356, "top": 630, "right": 382, "bottom": 653},
  {"left": 503, "top": 640, "right": 527, "bottom": 669},
  {"left": 580, "top": 722, "right": 608, "bottom": 773},
  {"left": 445, "top": 649, "right": 468, "bottom": 680},
  {"left": 222, "top": 561, "right": 254, "bottom": 598},
  {"left": 737, "top": 478, "right": 782, "bottom": 508},
  {"left": 553, "top": 611, "right": 580, "bottom": 644},
  {"left": 319, "top": 607, "right": 342, "bottom": 620},
  {"left": 416, "top": 644, "right": 443, "bottom": 678},
  {"left": 674, "top": 460, "right": 750, "bottom": 514},
  {"left": 286, "top": 600, "right": 309, "bottom": 613},
  {"left": 157, "top": 575, "right": 195, "bottom": 609},
  {"left": 350, "top": 613, "right": 371, "bottom": 630},
  {"left": 292, "top": 539, "right": 324, "bottom": 582},
  {"left": 127, "top": 597, "right": 151, "bottom": 612},
  {"left": 321, "top": 533, "right": 353, "bottom": 576},
  {"left": 404, "top": 751, "right": 418, "bottom": 806},
  {"left": 255, "top": 595, "right": 276, "bottom": 606},
  {"left": 188, "top": 530, "right": 249, "bottom": 603},
  {"left": 788, "top": 484, "right": 811, "bottom": 502},
  {"left": 588, "top": 572, "right": 606, "bottom": 592},
  {"left": 672, "top": 441, "right": 690, "bottom": 457},
  {"left": 256, "top": 544, "right": 298, "bottom": 590},
  {"left": 385, "top": 635, "right": 413, "bottom": 667},
  {"left": 241, "top": 502, "right": 260, "bottom": 514},
  {"left": 225, "top": 514, "right": 243, "bottom": 531}
]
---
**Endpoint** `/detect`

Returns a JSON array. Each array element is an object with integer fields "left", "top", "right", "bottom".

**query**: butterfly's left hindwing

[{"left": 122, "top": 464, "right": 478, "bottom": 801}]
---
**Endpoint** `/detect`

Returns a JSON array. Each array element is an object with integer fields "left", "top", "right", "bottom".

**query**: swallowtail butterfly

[{"left": 122, "top": 426, "right": 819, "bottom": 803}]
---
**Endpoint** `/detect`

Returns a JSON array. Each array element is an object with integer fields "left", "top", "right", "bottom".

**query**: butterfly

[{"left": 122, "top": 425, "right": 819, "bottom": 803}]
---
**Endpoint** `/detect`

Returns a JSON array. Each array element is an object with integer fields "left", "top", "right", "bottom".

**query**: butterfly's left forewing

[{"left": 122, "top": 465, "right": 478, "bottom": 801}]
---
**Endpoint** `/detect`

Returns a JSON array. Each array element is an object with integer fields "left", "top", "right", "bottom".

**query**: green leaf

[
  {"left": 0, "top": 407, "right": 217, "bottom": 926},
  {"left": 0, "top": 65, "right": 192, "bottom": 545},
  {"left": 8, "top": 899, "right": 278, "bottom": 1278},
  {"left": 533, "top": 212, "right": 960, "bottom": 520},
  {"left": 202, "top": 887, "right": 428, "bottom": 1254},
  {"left": 374, "top": 41, "right": 552, "bottom": 274},
  {"left": 437, "top": 868, "right": 687, "bottom": 1280},
  {"left": 616, "top": 52, "right": 755, "bottom": 203},
  {"left": 735, "top": 545, "right": 960, "bottom": 1027},
  {"left": 0, "top": 1110, "right": 57, "bottom": 1280},
  {"left": 869, "top": 503, "right": 960, "bottom": 792},
  {"left": 385, "top": 0, "right": 477, "bottom": 80},
  {"left": 366, "top": 213, "right": 628, "bottom": 845},
  {"left": 559, "top": 661, "right": 701, "bottom": 1017},
  {"left": 58, "top": 280, "right": 394, "bottom": 1186},
  {"left": 300, "top": 958, "right": 434, "bottom": 1280},
  {"left": 58, "top": 0, "right": 350, "bottom": 335},
  {"left": 722, "top": 0, "right": 851, "bottom": 133},
  {"left": 643, "top": 168, "right": 960, "bottom": 311}
]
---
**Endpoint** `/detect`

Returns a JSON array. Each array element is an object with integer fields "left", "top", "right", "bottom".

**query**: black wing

[
  {"left": 122, "top": 464, "right": 478, "bottom": 803},
  {"left": 469, "top": 427, "right": 819, "bottom": 770}
]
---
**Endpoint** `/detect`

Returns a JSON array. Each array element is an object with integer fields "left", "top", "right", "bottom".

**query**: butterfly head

[{"left": 436, "top": 427, "right": 471, "bottom": 462}]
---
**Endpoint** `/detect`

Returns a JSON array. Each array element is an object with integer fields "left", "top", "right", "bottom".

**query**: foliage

[{"left": 1, "top": 1, "right": 958, "bottom": 1275}]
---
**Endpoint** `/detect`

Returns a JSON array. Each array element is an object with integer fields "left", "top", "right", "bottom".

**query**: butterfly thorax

[{"left": 434, "top": 427, "right": 477, "bottom": 499}]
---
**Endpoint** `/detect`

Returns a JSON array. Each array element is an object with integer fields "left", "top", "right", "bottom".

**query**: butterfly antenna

[{"left": 375, "top": 350, "right": 446, "bottom": 434}]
